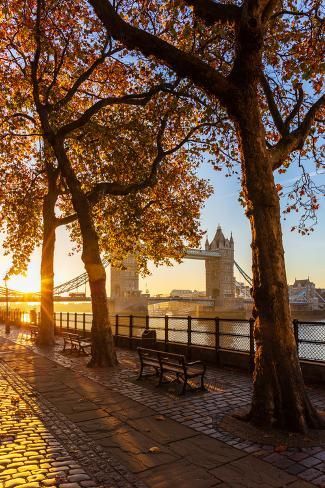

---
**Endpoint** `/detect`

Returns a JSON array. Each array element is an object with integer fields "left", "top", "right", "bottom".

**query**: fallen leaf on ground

[
  {"left": 274, "top": 444, "right": 287, "bottom": 453},
  {"left": 149, "top": 446, "right": 161, "bottom": 453}
]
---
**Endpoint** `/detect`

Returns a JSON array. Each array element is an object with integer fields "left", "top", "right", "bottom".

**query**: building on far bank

[
  {"left": 170, "top": 289, "right": 205, "bottom": 298},
  {"left": 289, "top": 278, "right": 323, "bottom": 310}
]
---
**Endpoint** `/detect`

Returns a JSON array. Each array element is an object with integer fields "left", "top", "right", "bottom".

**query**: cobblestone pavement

[
  {"left": 0, "top": 345, "right": 147, "bottom": 487},
  {"left": 1, "top": 325, "right": 324, "bottom": 487}
]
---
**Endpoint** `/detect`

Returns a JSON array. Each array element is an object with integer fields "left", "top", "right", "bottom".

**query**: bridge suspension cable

[
  {"left": 0, "top": 259, "right": 110, "bottom": 297},
  {"left": 2, "top": 255, "right": 254, "bottom": 297},
  {"left": 53, "top": 258, "right": 110, "bottom": 295},
  {"left": 234, "top": 261, "right": 253, "bottom": 287}
]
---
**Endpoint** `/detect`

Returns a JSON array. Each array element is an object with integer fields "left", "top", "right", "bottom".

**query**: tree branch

[
  {"left": 87, "top": 0, "right": 233, "bottom": 106},
  {"left": 30, "top": 0, "right": 43, "bottom": 110},
  {"left": 184, "top": 0, "right": 241, "bottom": 25},
  {"left": 260, "top": 73, "right": 285, "bottom": 135},
  {"left": 271, "top": 94, "right": 325, "bottom": 169},
  {"left": 86, "top": 119, "right": 209, "bottom": 204},
  {"left": 53, "top": 45, "right": 120, "bottom": 111},
  {"left": 55, "top": 213, "right": 78, "bottom": 227},
  {"left": 8, "top": 113, "right": 37, "bottom": 125},
  {"left": 283, "top": 84, "right": 304, "bottom": 133},
  {"left": 56, "top": 84, "right": 171, "bottom": 137}
]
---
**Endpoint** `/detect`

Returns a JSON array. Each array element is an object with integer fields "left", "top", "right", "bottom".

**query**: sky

[{"left": 1, "top": 160, "right": 324, "bottom": 295}]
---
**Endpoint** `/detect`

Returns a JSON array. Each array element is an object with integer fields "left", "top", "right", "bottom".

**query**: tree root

[
  {"left": 87, "top": 353, "right": 118, "bottom": 368},
  {"left": 233, "top": 405, "right": 325, "bottom": 434}
]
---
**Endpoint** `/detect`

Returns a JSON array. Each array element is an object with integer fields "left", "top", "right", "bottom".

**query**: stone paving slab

[
  {"left": 0, "top": 327, "right": 323, "bottom": 487},
  {"left": 127, "top": 415, "right": 198, "bottom": 445},
  {"left": 210, "top": 456, "right": 295, "bottom": 487},
  {"left": 137, "top": 459, "right": 220, "bottom": 488},
  {"left": 167, "top": 434, "right": 245, "bottom": 469}
]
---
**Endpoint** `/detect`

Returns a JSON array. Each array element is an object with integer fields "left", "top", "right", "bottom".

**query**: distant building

[
  {"left": 205, "top": 225, "right": 235, "bottom": 300},
  {"left": 170, "top": 289, "right": 205, "bottom": 298},
  {"left": 170, "top": 289, "right": 192, "bottom": 297},
  {"left": 289, "top": 278, "right": 320, "bottom": 309}
]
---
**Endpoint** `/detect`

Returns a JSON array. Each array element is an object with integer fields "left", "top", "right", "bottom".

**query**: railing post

[
  {"left": 53, "top": 312, "right": 56, "bottom": 335},
  {"left": 187, "top": 315, "right": 192, "bottom": 360},
  {"left": 75, "top": 312, "right": 78, "bottom": 331},
  {"left": 145, "top": 315, "right": 149, "bottom": 330},
  {"left": 215, "top": 317, "right": 220, "bottom": 366},
  {"left": 293, "top": 319, "right": 299, "bottom": 354},
  {"left": 129, "top": 315, "right": 133, "bottom": 348},
  {"left": 249, "top": 317, "right": 255, "bottom": 372},
  {"left": 67, "top": 312, "right": 69, "bottom": 330},
  {"left": 165, "top": 315, "right": 169, "bottom": 351},
  {"left": 83, "top": 313, "right": 86, "bottom": 337},
  {"left": 60, "top": 312, "right": 62, "bottom": 331},
  {"left": 115, "top": 314, "right": 119, "bottom": 336}
]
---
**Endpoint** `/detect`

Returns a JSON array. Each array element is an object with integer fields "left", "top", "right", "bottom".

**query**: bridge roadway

[{"left": 0, "top": 295, "right": 216, "bottom": 305}]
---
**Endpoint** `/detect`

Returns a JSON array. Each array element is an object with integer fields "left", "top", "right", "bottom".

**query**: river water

[{"left": 2, "top": 302, "right": 324, "bottom": 362}]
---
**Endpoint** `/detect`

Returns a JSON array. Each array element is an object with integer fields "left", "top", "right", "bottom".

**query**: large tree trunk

[
  {"left": 237, "top": 96, "right": 324, "bottom": 433},
  {"left": 53, "top": 139, "right": 117, "bottom": 367},
  {"left": 37, "top": 172, "right": 57, "bottom": 346},
  {"left": 84, "top": 253, "right": 116, "bottom": 367}
]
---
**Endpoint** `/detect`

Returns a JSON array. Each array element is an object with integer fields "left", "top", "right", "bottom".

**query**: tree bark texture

[
  {"left": 237, "top": 94, "right": 324, "bottom": 432},
  {"left": 53, "top": 139, "right": 117, "bottom": 367},
  {"left": 37, "top": 173, "right": 57, "bottom": 347}
]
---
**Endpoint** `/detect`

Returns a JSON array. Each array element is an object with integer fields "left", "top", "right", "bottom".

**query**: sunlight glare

[{"left": 5, "top": 273, "right": 40, "bottom": 293}]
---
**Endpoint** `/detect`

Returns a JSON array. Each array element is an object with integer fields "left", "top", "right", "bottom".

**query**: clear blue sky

[{"left": 1, "top": 160, "right": 324, "bottom": 294}]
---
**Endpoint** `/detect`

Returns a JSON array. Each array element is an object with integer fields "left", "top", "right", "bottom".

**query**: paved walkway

[{"left": 0, "top": 324, "right": 324, "bottom": 488}]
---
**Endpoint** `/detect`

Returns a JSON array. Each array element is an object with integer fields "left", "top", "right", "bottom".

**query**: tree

[
  {"left": 0, "top": 0, "right": 213, "bottom": 364},
  {"left": 86, "top": 0, "right": 324, "bottom": 430}
]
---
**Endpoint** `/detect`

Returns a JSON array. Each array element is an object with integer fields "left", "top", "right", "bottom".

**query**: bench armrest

[{"left": 186, "top": 361, "right": 203, "bottom": 366}]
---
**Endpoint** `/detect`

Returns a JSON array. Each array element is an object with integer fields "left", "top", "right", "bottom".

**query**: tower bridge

[
  {"left": 1, "top": 226, "right": 241, "bottom": 309},
  {"left": 111, "top": 226, "right": 237, "bottom": 307},
  {"left": 0, "top": 224, "right": 322, "bottom": 312}
]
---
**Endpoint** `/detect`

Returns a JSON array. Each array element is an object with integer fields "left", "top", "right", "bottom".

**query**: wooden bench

[
  {"left": 29, "top": 325, "right": 39, "bottom": 340},
  {"left": 62, "top": 332, "right": 91, "bottom": 355},
  {"left": 137, "top": 347, "right": 206, "bottom": 395}
]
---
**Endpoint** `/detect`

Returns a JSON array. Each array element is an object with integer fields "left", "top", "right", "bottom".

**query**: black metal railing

[{"left": 0, "top": 309, "right": 324, "bottom": 364}]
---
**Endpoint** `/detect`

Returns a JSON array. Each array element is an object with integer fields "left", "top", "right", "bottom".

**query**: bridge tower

[
  {"left": 205, "top": 225, "right": 235, "bottom": 301},
  {"left": 110, "top": 255, "right": 140, "bottom": 298}
]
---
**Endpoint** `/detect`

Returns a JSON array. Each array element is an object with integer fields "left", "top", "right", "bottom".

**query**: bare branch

[
  {"left": 271, "top": 94, "right": 325, "bottom": 169},
  {"left": 260, "top": 73, "right": 285, "bottom": 135},
  {"left": 283, "top": 84, "right": 304, "bottom": 132}
]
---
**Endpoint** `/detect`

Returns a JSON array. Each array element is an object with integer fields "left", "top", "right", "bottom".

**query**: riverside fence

[{"left": 0, "top": 309, "right": 324, "bottom": 365}]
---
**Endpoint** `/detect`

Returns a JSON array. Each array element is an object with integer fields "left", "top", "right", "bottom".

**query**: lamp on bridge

[{"left": 4, "top": 275, "right": 10, "bottom": 334}]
